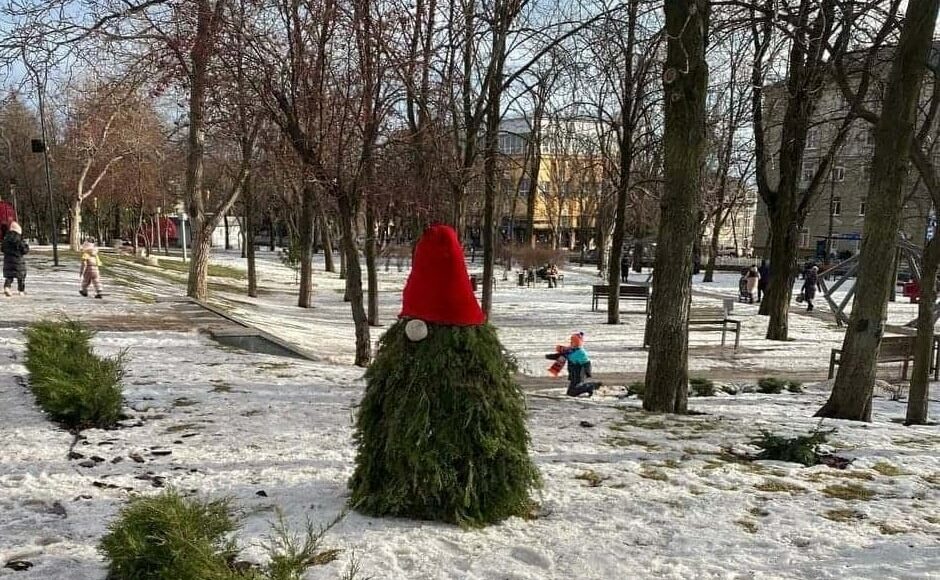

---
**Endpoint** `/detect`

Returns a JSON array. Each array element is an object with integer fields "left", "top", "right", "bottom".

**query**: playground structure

[{"left": 818, "top": 235, "right": 938, "bottom": 328}]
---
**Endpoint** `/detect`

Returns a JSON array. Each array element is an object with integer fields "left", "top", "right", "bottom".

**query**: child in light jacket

[{"left": 79, "top": 241, "right": 103, "bottom": 299}]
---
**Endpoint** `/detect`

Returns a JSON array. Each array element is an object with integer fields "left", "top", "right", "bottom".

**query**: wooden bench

[
  {"left": 592, "top": 284, "right": 649, "bottom": 312},
  {"left": 828, "top": 335, "right": 940, "bottom": 380},
  {"left": 643, "top": 306, "right": 741, "bottom": 349},
  {"left": 689, "top": 307, "right": 741, "bottom": 349}
]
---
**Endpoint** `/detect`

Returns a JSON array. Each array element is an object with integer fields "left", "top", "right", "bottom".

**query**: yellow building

[{"left": 468, "top": 117, "right": 602, "bottom": 249}]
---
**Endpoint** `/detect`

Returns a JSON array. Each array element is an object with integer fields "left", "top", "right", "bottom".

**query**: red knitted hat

[{"left": 400, "top": 224, "right": 485, "bottom": 326}]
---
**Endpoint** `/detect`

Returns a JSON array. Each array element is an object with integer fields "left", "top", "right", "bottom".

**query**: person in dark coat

[
  {"left": 620, "top": 253, "right": 630, "bottom": 283},
  {"left": 2, "top": 222, "right": 29, "bottom": 296},
  {"left": 757, "top": 260, "right": 770, "bottom": 302},
  {"left": 802, "top": 265, "right": 820, "bottom": 311}
]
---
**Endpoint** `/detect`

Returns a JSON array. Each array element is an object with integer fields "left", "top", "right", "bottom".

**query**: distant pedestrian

[
  {"left": 79, "top": 240, "right": 103, "bottom": 299},
  {"left": 745, "top": 265, "right": 760, "bottom": 304},
  {"left": 738, "top": 268, "right": 750, "bottom": 303},
  {"left": 802, "top": 265, "right": 820, "bottom": 312},
  {"left": 757, "top": 260, "right": 770, "bottom": 302},
  {"left": 2, "top": 222, "right": 28, "bottom": 296},
  {"left": 547, "top": 263, "right": 560, "bottom": 288},
  {"left": 620, "top": 254, "right": 630, "bottom": 283}
]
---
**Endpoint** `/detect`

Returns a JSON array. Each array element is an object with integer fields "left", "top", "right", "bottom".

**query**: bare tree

[
  {"left": 643, "top": 0, "right": 709, "bottom": 414},
  {"left": 818, "top": 0, "right": 940, "bottom": 421}
]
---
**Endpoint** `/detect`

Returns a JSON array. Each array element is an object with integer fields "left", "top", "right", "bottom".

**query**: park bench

[
  {"left": 591, "top": 284, "right": 649, "bottom": 312},
  {"left": 643, "top": 305, "right": 741, "bottom": 350},
  {"left": 828, "top": 335, "right": 940, "bottom": 380}
]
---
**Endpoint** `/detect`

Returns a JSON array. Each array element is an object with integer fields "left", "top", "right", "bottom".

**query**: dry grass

[
  {"left": 823, "top": 508, "right": 867, "bottom": 523},
  {"left": 821, "top": 483, "right": 877, "bottom": 501},
  {"left": 871, "top": 462, "right": 905, "bottom": 477},
  {"left": 736, "top": 519, "right": 759, "bottom": 534},
  {"left": 574, "top": 470, "right": 608, "bottom": 487},
  {"left": 639, "top": 468, "right": 669, "bottom": 482},
  {"left": 753, "top": 479, "right": 806, "bottom": 494}
]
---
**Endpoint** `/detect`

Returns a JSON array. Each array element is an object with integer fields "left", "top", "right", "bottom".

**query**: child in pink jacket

[{"left": 79, "top": 241, "right": 103, "bottom": 299}]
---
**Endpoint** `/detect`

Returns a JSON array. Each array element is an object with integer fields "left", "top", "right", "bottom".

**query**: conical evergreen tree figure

[{"left": 350, "top": 225, "right": 539, "bottom": 526}]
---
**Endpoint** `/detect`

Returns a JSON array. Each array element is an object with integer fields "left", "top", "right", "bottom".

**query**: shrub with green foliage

[
  {"left": 689, "top": 377, "right": 717, "bottom": 397},
  {"left": 756, "top": 377, "right": 786, "bottom": 394},
  {"left": 24, "top": 319, "right": 124, "bottom": 429},
  {"left": 100, "top": 492, "right": 342, "bottom": 580},
  {"left": 100, "top": 490, "right": 241, "bottom": 580},
  {"left": 627, "top": 381, "right": 645, "bottom": 399},
  {"left": 750, "top": 428, "right": 835, "bottom": 467},
  {"left": 349, "top": 320, "right": 540, "bottom": 527},
  {"left": 786, "top": 380, "right": 804, "bottom": 394}
]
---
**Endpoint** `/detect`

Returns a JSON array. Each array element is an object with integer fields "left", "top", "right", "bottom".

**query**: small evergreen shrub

[
  {"left": 99, "top": 490, "right": 241, "bottom": 580},
  {"left": 24, "top": 319, "right": 124, "bottom": 429},
  {"left": 627, "top": 381, "right": 645, "bottom": 399},
  {"left": 689, "top": 378, "right": 717, "bottom": 397},
  {"left": 750, "top": 428, "right": 835, "bottom": 467},
  {"left": 100, "top": 492, "right": 343, "bottom": 580},
  {"left": 786, "top": 380, "right": 804, "bottom": 394},
  {"left": 350, "top": 320, "right": 540, "bottom": 527},
  {"left": 757, "top": 377, "right": 786, "bottom": 394},
  {"left": 279, "top": 237, "right": 301, "bottom": 280}
]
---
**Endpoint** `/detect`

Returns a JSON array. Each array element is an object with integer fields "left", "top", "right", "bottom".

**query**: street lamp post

[
  {"left": 179, "top": 209, "right": 188, "bottom": 263},
  {"left": 36, "top": 79, "right": 59, "bottom": 266}
]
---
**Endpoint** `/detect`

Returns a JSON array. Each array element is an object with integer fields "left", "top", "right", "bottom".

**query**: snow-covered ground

[
  {"left": 103, "top": 249, "right": 927, "bottom": 381},
  {"left": 1, "top": 252, "right": 938, "bottom": 579}
]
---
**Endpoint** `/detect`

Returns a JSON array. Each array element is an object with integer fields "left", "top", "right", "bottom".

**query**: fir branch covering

[{"left": 350, "top": 320, "right": 540, "bottom": 526}]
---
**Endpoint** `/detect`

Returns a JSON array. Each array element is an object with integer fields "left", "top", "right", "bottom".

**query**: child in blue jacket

[{"left": 546, "top": 332, "right": 596, "bottom": 397}]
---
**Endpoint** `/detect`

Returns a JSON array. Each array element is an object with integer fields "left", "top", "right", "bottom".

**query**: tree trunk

[
  {"left": 761, "top": 216, "right": 799, "bottom": 332},
  {"left": 112, "top": 204, "right": 121, "bottom": 243},
  {"left": 246, "top": 180, "right": 258, "bottom": 298},
  {"left": 818, "top": 0, "right": 939, "bottom": 420},
  {"left": 608, "top": 0, "right": 639, "bottom": 323},
  {"left": 703, "top": 213, "right": 721, "bottom": 283},
  {"left": 907, "top": 235, "right": 940, "bottom": 424},
  {"left": 184, "top": 0, "right": 212, "bottom": 301},
  {"left": 365, "top": 197, "right": 379, "bottom": 326},
  {"left": 298, "top": 184, "right": 315, "bottom": 308},
  {"left": 318, "top": 210, "right": 336, "bottom": 273},
  {"left": 69, "top": 199, "right": 82, "bottom": 251},
  {"left": 643, "top": 0, "right": 708, "bottom": 415},
  {"left": 187, "top": 226, "right": 213, "bottom": 301},
  {"left": 269, "top": 214, "right": 276, "bottom": 251},
  {"left": 339, "top": 193, "right": 371, "bottom": 366},
  {"left": 224, "top": 213, "right": 231, "bottom": 250}
]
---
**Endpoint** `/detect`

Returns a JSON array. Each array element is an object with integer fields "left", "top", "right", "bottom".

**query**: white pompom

[{"left": 405, "top": 319, "right": 429, "bottom": 342}]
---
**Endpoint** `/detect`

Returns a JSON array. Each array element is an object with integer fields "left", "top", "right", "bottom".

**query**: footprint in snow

[{"left": 510, "top": 546, "right": 553, "bottom": 569}]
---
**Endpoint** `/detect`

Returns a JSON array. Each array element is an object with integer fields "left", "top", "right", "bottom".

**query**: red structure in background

[
  {"left": 134, "top": 217, "right": 178, "bottom": 246},
  {"left": 0, "top": 201, "right": 17, "bottom": 237},
  {"left": 903, "top": 281, "right": 921, "bottom": 303}
]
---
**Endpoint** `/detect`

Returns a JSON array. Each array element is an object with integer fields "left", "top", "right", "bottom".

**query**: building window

[
  {"left": 831, "top": 196, "right": 842, "bottom": 216},
  {"left": 832, "top": 166, "right": 845, "bottom": 182},
  {"left": 800, "top": 228, "right": 811, "bottom": 248},
  {"left": 806, "top": 128, "right": 820, "bottom": 150},
  {"left": 860, "top": 128, "right": 875, "bottom": 147},
  {"left": 801, "top": 161, "right": 817, "bottom": 184},
  {"left": 859, "top": 200, "right": 866, "bottom": 216},
  {"left": 862, "top": 165, "right": 872, "bottom": 182}
]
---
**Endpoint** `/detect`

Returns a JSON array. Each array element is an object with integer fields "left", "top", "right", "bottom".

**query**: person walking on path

[
  {"left": 79, "top": 240, "right": 104, "bottom": 299},
  {"left": 757, "top": 260, "right": 770, "bottom": 302},
  {"left": 2, "top": 222, "right": 28, "bottom": 296},
  {"left": 745, "top": 265, "right": 760, "bottom": 304},
  {"left": 802, "top": 265, "right": 820, "bottom": 312},
  {"left": 620, "top": 253, "right": 630, "bottom": 283}
]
